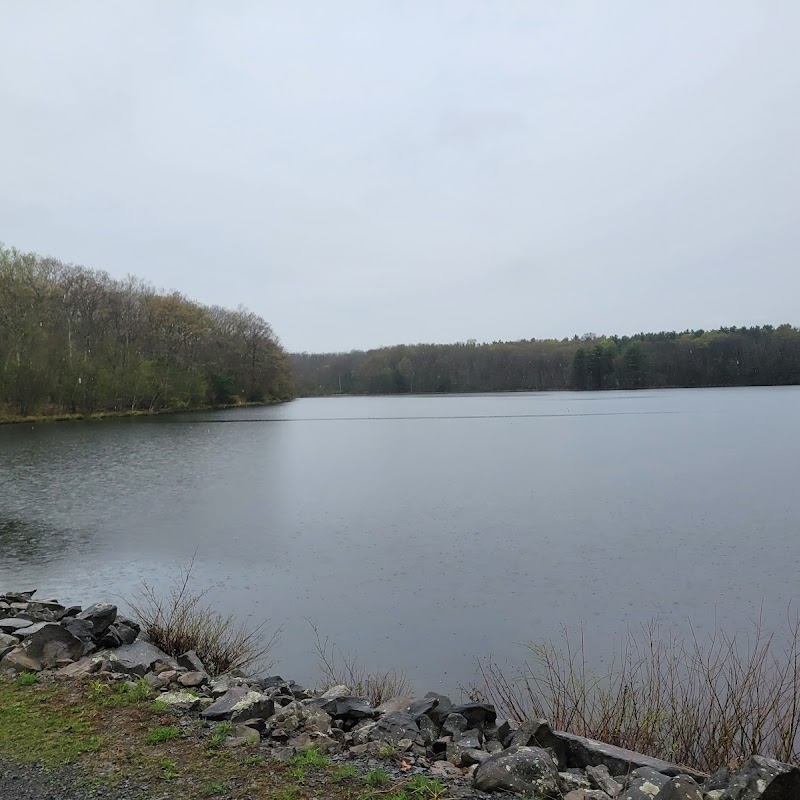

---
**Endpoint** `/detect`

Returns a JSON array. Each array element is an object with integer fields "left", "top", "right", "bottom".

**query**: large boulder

[
  {"left": 721, "top": 755, "right": 800, "bottom": 800},
  {"left": 77, "top": 603, "right": 117, "bottom": 636},
  {"left": 449, "top": 702, "right": 496, "bottom": 728},
  {"left": 318, "top": 695, "right": 377, "bottom": 721},
  {"left": 473, "top": 746, "right": 561, "bottom": 796},
  {"left": 60, "top": 618, "right": 95, "bottom": 654},
  {"left": 19, "top": 622, "right": 84, "bottom": 667},
  {"left": 367, "top": 711, "right": 421, "bottom": 745},
  {"left": 0, "top": 647, "right": 42, "bottom": 673},
  {"left": 0, "top": 618, "right": 32, "bottom": 634},
  {"left": 109, "top": 641, "right": 178, "bottom": 675}
]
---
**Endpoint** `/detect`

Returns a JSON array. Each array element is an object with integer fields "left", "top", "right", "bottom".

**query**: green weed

[
  {"left": 15, "top": 672, "right": 39, "bottom": 687},
  {"left": 144, "top": 725, "right": 181, "bottom": 745},
  {"left": 366, "top": 768, "right": 390, "bottom": 788}
]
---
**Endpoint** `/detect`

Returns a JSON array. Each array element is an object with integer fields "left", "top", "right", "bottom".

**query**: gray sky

[{"left": 1, "top": 2, "right": 798, "bottom": 353}]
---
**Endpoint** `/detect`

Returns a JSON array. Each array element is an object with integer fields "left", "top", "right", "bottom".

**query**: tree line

[
  {"left": 291, "top": 326, "right": 800, "bottom": 396},
  {"left": 0, "top": 245, "right": 292, "bottom": 417}
]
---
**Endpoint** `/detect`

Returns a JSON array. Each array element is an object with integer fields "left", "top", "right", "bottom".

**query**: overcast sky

[{"left": 1, "top": 2, "right": 798, "bottom": 352}]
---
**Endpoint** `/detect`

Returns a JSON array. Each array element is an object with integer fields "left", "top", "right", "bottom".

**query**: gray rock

[
  {"left": 622, "top": 767, "right": 671, "bottom": 800},
  {"left": 144, "top": 672, "right": 165, "bottom": 690},
  {"left": 320, "top": 684, "right": 350, "bottom": 700},
  {"left": 460, "top": 748, "right": 490, "bottom": 767},
  {"left": 496, "top": 718, "right": 519, "bottom": 747},
  {"left": 201, "top": 687, "right": 275, "bottom": 722},
  {"left": 0, "top": 647, "right": 42, "bottom": 672},
  {"left": 442, "top": 713, "right": 469, "bottom": 737},
  {"left": 587, "top": 764, "right": 623, "bottom": 797},
  {"left": 318, "top": 695, "right": 376, "bottom": 720},
  {"left": 0, "top": 619, "right": 33, "bottom": 634},
  {"left": 367, "top": 711, "right": 421, "bottom": 745},
  {"left": 77, "top": 603, "right": 117, "bottom": 636},
  {"left": 111, "top": 641, "right": 178, "bottom": 675},
  {"left": 225, "top": 724, "right": 261, "bottom": 747},
  {"left": 110, "top": 621, "right": 139, "bottom": 646},
  {"left": 473, "top": 745, "right": 561, "bottom": 796},
  {"left": 659, "top": 775, "right": 703, "bottom": 800},
  {"left": 721, "top": 755, "right": 800, "bottom": 800},
  {"left": 0, "top": 633, "right": 17, "bottom": 648},
  {"left": 19, "top": 622, "right": 84, "bottom": 667},
  {"left": 178, "top": 671, "right": 208, "bottom": 688},
  {"left": 418, "top": 715, "right": 440, "bottom": 746},
  {"left": 177, "top": 650, "right": 206, "bottom": 673},
  {"left": 450, "top": 702, "right": 496, "bottom": 728},
  {"left": 158, "top": 690, "right": 208, "bottom": 712},
  {"left": 424, "top": 692, "right": 453, "bottom": 725},
  {"left": 60, "top": 618, "right": 95, "bottom": 654},
  {"left": 564, "top": 791, "right": 614, "bottom": 800},
  {"left": 269, "top": 700, "right": 332, "bottom": 737},
  {"left": 555, "top": 730, "right": 705, "bottom": 780},
  {"left": 561, "top": 770, "right": 592, "bottom": 791}
]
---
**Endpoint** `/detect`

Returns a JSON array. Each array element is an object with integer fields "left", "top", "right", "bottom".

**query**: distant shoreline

[{"left": 0, "top": 399, "right": 285, "bottom": 427}]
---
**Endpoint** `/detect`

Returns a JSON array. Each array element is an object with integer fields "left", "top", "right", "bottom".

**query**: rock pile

[{"left": 2, "top": 590, "right": 798, "bottom": 800}]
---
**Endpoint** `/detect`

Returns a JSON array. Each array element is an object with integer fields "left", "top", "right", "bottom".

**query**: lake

[{"left": 1, "top": 387, "right": 799, "bottom": 693}]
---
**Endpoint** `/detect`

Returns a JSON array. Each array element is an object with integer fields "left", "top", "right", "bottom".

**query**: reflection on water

[{"left": 1, "top": 387, "right": 799, "bottom": 691}]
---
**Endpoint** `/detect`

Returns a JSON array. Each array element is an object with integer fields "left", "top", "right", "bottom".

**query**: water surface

[{"left": 1, "top": 388, "right": 798, "bottom": 691}]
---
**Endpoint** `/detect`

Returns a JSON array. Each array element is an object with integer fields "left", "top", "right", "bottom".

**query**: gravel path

[{"left": 0, "top": 757, "right": 152, "bottom": 800}]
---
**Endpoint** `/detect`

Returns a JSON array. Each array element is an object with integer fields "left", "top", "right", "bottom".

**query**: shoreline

[
  {"left": 0, "top": 398, "right": 291, "bottom": 427},
  {"left": 2, "top": 589, "right": 799, "bottom": 799}
]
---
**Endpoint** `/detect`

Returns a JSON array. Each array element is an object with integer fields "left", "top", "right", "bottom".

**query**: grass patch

[
  {"left": 202, "top": 781, "right": 229, "bottom": 796},
  {"left": 332, "top": 763, "right": 358, "bottom": 782},
  {"left": 288, "top": 746, "right": 330, "bottom": 768},
  {"left": 144, "top": 725, "right": 182, "bottom": 745},
  {"left": 160, "top": 757, "right": 180, "bottom": 780},
  {"left": 15, "top": 672, "right": 39, "bottom": 687},
  {"left": 406, "top": 775, "right": 446, "bottom": 799},
  {"left": 366, "top": 768, "right": 390, "bottom": 788},
  {"left": 0, "top": 681, "right": 103, "bottom": 766}
]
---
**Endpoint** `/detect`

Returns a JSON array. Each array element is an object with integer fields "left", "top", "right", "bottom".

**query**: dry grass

[
  {"left": 127, "top": 554, "right": 279, "bottom": 676},
  {"left": 470, "top": 611, "right": 800, "bottom": 772},
  {"left": 310, "top": 621, "right": 411, "bottom": 706}
]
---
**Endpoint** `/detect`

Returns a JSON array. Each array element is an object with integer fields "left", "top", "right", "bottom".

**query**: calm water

[{"left": 1, "top": 388, "right": 799, "bottom": 692}]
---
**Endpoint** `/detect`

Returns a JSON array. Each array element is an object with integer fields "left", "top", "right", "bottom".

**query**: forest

[
  {"left": 0, "top": 245, "right": 292, "bottom": 418},
  {"left": 291, "top": 325, "right": 800, "bottom": 396}
]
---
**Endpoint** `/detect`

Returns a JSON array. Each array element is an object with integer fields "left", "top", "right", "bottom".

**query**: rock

[
  {"left": 318, "top": 695, "right": 376, "bottom": 721},
  {"left": 561, "top": 770, "right": 592, "bottom": 792},
  {"left": 0, "top": 632, "right": 17, "bottom": 648},
  {"left": 418, "top": 715, "right": 439, "bottom": 745},
  {"left": 287, "top": 732, "right": 338, "bottom": 752},
  {"left": 225, "top": 724, "right": 261, "bottom": 747},
  {"left": 178, "top": 671, "right": 208, "bottom": 688},
  {"left": 0, "top": 644, "right": 14, "bottom": 663},
  {"left": 158, "top": 690, "right": 208, "bottom": 712},
  {"left": 241, "top": 717, "right": 267, "bottom": 732},
  {"left": 555, "top": 730, "right": 705, "bottom": 780},
  {"left": 473, "top": 746, "right": 561, "bottom": 796},
  {"left": 496, "top": 719, "right": 519, "bottom": 747},
  {"left": 256, "top": 675, "right": 287, "bottom": 691},
  {"left": 367, "top": 711, "right": 421, "bottom": 745},
  {"left": 0, "top": 647, "right": 42, "bottom": 673},
  {"left": 424, "top": 692, "right": 453, "bottom": 725},
  {"left": 271, "top": 746, "right": 297, "bottom": 761},
  {"left": 57, "top": 656, "right": 102, "bottom": 677},
  {"left": 201, "top": 687, "right": 274, "bottom": 722},
  {"left": 111, "top": 641, "right": 178, "bottom": 675},
  {"left": 19, "top": 622, "right": 84, "bottom": 668},
  {"left": 177, "top": 650, "right": 206, "bottom": 673},
  {"left": 77, "top": 603, "right": 117, "bottom": 636},
  {"left": 622, "top": 767, "right": 671, "bottom": 800},
  {"left": 510, "top": 718, "right": 568, "bottom": 766},
  {"left": 450, "top": 702, "right": 496, "bottom": 728},
  {"left": 320, "top": 684, "right": 351, "bottom": 700},
  {"left": 722, "top": 754, "right": 800, "bottom": 799},
  {"left": 460, "top": 748, "right": 490, "bottom": 767},
  {"left": 586, "top": 764, "right": 623, "bottom": 797},
  {"left": 144, "top": 672, "right": 165, "bottom": 690},
  {"left": 442, "top": 713, "right": 469, "bottom": 737},
  {"left": 659, "top": 775, "right": 703, "bottom": 800},
  {"left": 96, "top": 627, "right": 123, "bottom": 648},
  {"left": 564, "top": 791, "right": 614, "bottom": 800},
  {"left": 208, "top": 675, "right": 249, "bottom": 697},
  {"left": 0, "top": 618, "right": 33, "bottom": 634},
  {"left": 60, "top": 618, "right": 95, "bottom": 653},
  {"left": 108, "top": 621, "right": 139, "bottom": 646},
  {"left": 430, "top": 760, "right": 463, "bottom": 778}
]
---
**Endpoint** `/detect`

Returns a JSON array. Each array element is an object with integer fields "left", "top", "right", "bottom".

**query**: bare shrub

[
  {"left": 127, "top": 555, "right": 279, "bottom": 676},
  {"left": 470, "top": 611, "right": 800, "bottom": 772},
  {"left": 310, "top": 621, "right": 411, "bottom": 706}
]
